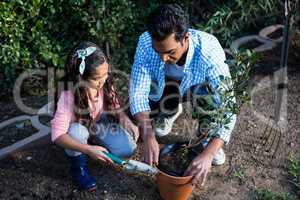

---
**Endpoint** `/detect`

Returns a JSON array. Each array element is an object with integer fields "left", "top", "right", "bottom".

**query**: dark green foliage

[
  {"left": 0, "top": 0, "right": 147, "bottom": 96},
  {"left": 1, "top": 0, "right": 62, "bottom": 89},
  {"left": 194, "top": 0, "right": 281, "bottom": 46},
  {"left": 0, "top": 0, "right": 280, "bottom": 96}
]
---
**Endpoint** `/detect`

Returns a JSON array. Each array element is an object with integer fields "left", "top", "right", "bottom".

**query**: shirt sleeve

[
  {"left": 205, "top": 36, "right": 237, "bottom": 144},
  {"left": 51, "top": 91, "right": 74, "bottom": 142},
  {"left": 129, "top": 36, "right": 152, "bottom": 116}
]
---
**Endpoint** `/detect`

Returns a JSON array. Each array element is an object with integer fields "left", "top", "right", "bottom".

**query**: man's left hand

[{"left": 183, "top": 152, "right": 213, "bottom": 186}]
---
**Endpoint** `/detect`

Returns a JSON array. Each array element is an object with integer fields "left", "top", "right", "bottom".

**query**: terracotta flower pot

[{"left": 156, "top": 169, "right": 194, "bottom": 200}]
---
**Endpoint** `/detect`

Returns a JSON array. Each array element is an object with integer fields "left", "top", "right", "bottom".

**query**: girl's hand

[{"left": 85, "top": 145, "right": 113, "bottom": 164}]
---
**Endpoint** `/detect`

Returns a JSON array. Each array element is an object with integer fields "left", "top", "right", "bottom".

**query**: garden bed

[{"left": 0, "top": 45, "right": 299, "bottom": 199}]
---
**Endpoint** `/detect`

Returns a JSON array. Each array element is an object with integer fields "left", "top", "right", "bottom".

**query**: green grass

[
  {"left": 287, "top": 154, "right": 300, "bottom": 194},
  {"left": 233, "top": 169, "right": 246, "bottom": 183},
  {"left": 256, "top": 188, "right": 292, "bottom": 200},
  {"left": 255, "top": 155, "right": 300, "bottom": 200}
]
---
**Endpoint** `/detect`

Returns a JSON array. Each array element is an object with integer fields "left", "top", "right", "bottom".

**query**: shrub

[
  {"left": 0, "top": 0, "right": 281, "bottom": 98},
  {"left": 0, "top": 0, "right": 64, "bottom": 94},
  {"left": 195, "top": 0, "right": 280, "bottom": 46}
]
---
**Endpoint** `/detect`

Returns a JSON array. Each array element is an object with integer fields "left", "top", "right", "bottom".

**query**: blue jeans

[{"left": 65, "top": 116, "right": 136, "bottom": 158}]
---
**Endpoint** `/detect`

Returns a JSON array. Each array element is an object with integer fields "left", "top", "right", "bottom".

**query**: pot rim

[{"left": 156, "top": 169, "right": 194, "bottom": 185}]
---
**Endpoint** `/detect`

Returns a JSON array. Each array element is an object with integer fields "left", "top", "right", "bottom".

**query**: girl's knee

[
  {"left": 68, "top": 123, "right": 89, "bottom": 144},
  {"left": 119, "top": 143, "right": 136, "bottom": 158},
  {"left": 111, "top": 129, "right": 137, "bottom": 158},
  {"left": 96, "top": 124, "right": 137, "bottom": 158}
]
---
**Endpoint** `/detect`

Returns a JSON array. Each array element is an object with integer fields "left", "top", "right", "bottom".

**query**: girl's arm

[
  {"left": 52, "top": 91, "right": 112, "bottom": 163},
  {"left": 54, "top": 133, "right": 113, "bottom": 163},
  {"left": 55, "top": 134, "right": 90, "bottom": 154}
]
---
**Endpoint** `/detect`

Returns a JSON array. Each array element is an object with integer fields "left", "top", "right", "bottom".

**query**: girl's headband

[{"left": 76, "top": 47, "right": 97, "bottom": 75}]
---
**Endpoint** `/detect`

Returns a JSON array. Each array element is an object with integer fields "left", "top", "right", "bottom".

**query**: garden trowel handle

[
  {"left": 104, "top": 152, "right": 126, "bottom": 165},
  {"left": 95, "top": 151, "right": 158, "bottom": 175},
  {"left": 95, "top": 151, "right": 126, "bottom": 165}
]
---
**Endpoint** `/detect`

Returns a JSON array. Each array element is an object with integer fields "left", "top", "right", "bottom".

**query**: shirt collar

[
  {"left": 158, "top": 30, "right": 195, "bottom": 71},
  {"left": 183, "top": 32, "right": 195, "bottom": 72}
]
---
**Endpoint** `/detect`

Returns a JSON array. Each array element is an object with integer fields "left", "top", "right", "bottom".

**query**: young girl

[{"left": 51, "top": 41, "right": 139, "bottom": 192}]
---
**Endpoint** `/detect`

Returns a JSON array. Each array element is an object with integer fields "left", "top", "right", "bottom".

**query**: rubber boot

[{"left": 69, "top": 154, "right": 97, "bottom": 191}]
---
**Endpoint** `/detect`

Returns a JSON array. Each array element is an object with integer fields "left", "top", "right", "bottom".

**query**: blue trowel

[{"left": 96, "top": 151, "right": 158, "bottom": 176}]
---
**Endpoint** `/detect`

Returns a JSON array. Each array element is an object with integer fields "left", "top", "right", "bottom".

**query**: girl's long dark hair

[{"left": 55, "top": 41, "right": 119, "bottom": 131}]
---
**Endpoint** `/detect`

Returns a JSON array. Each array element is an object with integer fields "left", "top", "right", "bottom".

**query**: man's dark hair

[{"left": 147, "top": 4, "right": 188, "bottom": 42}]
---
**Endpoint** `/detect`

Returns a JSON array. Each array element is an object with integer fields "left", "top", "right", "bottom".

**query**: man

[{"left": 129, "top": 4, "right": 236, "bottom": 186}]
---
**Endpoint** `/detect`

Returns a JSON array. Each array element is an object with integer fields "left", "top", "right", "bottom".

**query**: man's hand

[
  {"left": 184, "top": 152, "right": 213, "bottom": 186},
  {"left": 126, "top": 123, "right": 139, "bottom": 142},
  {"left": 119, "top": 112, "right": 139, "bottom": 142},
  {"left": 141, "top": 134, "right": 160, "bottom": 165},
  {"left": 135, "top": 111, "right": 160, "bottom": 165},
  {"left": 184, "top": 138, "right": 224, "bottom": 186}
]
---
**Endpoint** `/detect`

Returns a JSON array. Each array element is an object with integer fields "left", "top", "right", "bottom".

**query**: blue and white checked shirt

[{"left": 129, "top": 29, "right": 236, "bottom": 144}]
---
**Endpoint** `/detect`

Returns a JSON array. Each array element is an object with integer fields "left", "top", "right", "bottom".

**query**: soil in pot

[
  {"left": 158, "top": 144, "right": 200, "bottom": 177},
  {"left": 267, "top": 28, "right": 283, "bottom": 39},
  {"left": 240, "top": 40, "right": 264, "bottom": 50}
]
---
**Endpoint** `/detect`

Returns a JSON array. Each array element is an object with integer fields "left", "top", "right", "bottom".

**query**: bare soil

[{"left": 0, "top": 44, "right": 299, "bottom": 199}]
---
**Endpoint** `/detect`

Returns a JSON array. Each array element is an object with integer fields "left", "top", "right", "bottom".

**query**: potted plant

[{"left": 155, "top": 49, "right": 260, "bottom": 200}]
